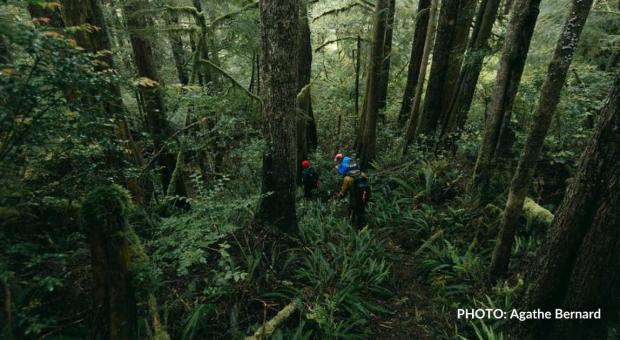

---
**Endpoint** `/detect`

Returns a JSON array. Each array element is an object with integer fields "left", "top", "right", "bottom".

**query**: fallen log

[
  {"left": 246, "top": 300, "right": 300, "bottom": 340},
  {"left": 522, "top": 197, "right": 554, "bottom": 227}
]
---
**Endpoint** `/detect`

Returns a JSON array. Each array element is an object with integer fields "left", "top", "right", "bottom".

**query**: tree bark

[
  {"left": 437, "top": 0, "right": 477, "bottom": 132},
  {"left": 298, "top": 0, "right": 317, "bottom": 153},
  {"left": 357, "top": 0, "right": 390, "bottom": 169},
  {"left": 442, "top": 0, "right": 502, "bottom": 135},
  {"left": 398, "top": 0, "right": 430, "bottom": 127},
  {"left": 401, "top": 0, "right": 439, "bottom": 154},
  {"left": 2, "top": 279, "right": 14, "bottom": 340},
  {"left": 489, "top": 0, "right": 594, "bottom": 279},
  {"left": 523, "top": 71, "right": 620, "bottom": 340},
  {"left": 255, "top": 0, "right": 299, "bottom": 233},
  {"left": 355, "top": 35, "right": 362, "bottom": 118},
  {"left": 190, "top": 0, "right": 212, "bottom": 85},
  {"left": 473, "top": 0, "right": 542, "bottom": 199},
  {"left": 166, "top": 11, "right": 189, "bottom": 85},
  {"left": 418, "top": 0, "right": 475, "bottom": 139},
  {"left": 296, "top": 0, "right": 311, "bottom": 181},
  {"left": 0, "top": 35, "right": 11, "bottom": 65},
  {"left": 376, "top": 0, "right": 396, "bottom": 117},
  {"left": 124, "top": 0, "right": 187, "bottom": 198},
  {"left": 61, "top": 0, "right": 149, "bottom": 204},
  {"left": 82, "top": 185, "right": 137, "bottom": 340}
]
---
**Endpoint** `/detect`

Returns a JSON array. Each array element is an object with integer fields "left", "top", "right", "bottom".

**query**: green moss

[
  {"left": 523, "top": 197, "right": 554, "bottom": 227},
  {"left": 81, "top": 184, "right": 133, "bottom": 234}
]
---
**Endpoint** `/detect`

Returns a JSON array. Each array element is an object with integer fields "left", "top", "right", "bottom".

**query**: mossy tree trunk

[
  {"left": 442, "top": 0, "right": 502, "bottom": 135},
  {"left": 398, "top": 0, "right": 430, "bottom": 127},
  {"left": 401, "top": 0, "right": 438, "bottom": 154},
  {"left": 166, "top": 11, "right": 189, "bottom": 86},
  {"left": 489, "top": 0, "right": 594, "bottom": 279},
  {"left": 255, "top": 0, "right": 299, "bottom": 233},
  {"left": 523, "top": 71, "right": 620, "bottom": 340},
  {"left": 124, "top": 0, "right": 187, "bottom": 198},
  {"left": 473, "top": 0, "right": 542, "bottom": 200},
  {"left": 82, "top": 185, "right": 137, "bottom": 340}
]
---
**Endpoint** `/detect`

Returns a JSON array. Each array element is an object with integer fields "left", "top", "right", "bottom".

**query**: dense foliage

[{"left": 1, "top": 0, "right": 618, "bottom": 339}]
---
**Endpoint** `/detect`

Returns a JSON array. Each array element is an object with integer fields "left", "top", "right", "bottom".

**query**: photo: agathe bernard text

[{"left": 456, "top": 308, "right": 601, "bottom": 321}]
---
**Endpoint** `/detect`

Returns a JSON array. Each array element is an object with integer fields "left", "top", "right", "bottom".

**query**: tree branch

[
  {"left": 314, "top": 36, "right": 370, "bottom": 52},
  {"left": 245, "top": 300, "right": 300, "bottom": 340},
  {"left": 312, "top": 2, "right": 372, "bottom": 23},
  {"left": 198, "top": 59, "right": 263, "bottom": 109}
]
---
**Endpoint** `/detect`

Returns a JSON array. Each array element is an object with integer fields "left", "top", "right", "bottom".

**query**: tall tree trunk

[
  {"left": 437, "top": 0, "right": 477, "bottom": 133},
  {"left": 442, "top": 0, "right": 502, "bottom": 135},
  {"left": 376, "top": 0, "right": 396, "bottom": 118},
  {"left": 82, "top": 185, "right": 138, "bottom": 340},
  {"left": 166, "top": 11, "right": 189, "bottom": 85},
  {"left": 298, "top": 0, "right": 317, "bottom": 153},
  {"left": 473, "top": 0, "right": 542, "bottom": 199},
  {"left": 489, "top": 0, "right": 594, "bottom": 279},
  {"left": 2, "top": 279, "right": 14, "bottom": 340},
  {"left": 357, "top": 0, "right": 390, "bottom": 169},
  {"left": 401, "top": 0, "right": 439, "bottom": 154},
  {"left": 249, "top": 51, "right": 257, "bottom": 93},
  {"left": 124, "top": 0, "right": 187, "bottom": 198},
  {"left": 355, "top": 35, "right": 362, "bottom": 118},
  {"left": 255, "top": 0, "right": 299, "bottom": 233},
  {"left": 256, "top": 52, "right": 261, "bottom": 96},
  {"left": 61, "top": 0, "right": 150, "bottom": 204},
  {"left": 296, "top": 0, "right": 311, "bottom": 181},
  {"left": 191, "top": 0, "right": 212, "bottom": 85},
  {"left": 0, "top": 35, "right": 11, "bottom": 64},
  {"left": 398, "top": 0, "right": 430, "bottom": 127},
  {"left": 523, "top": 71, "right": 620, "bottom": 340},
  {"left": 418, "top": 0, "right": 474, "bottom": 139}
]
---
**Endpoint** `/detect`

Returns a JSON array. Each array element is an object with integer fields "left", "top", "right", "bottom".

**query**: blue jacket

[{"left": 338, "top": 156, "right": 352, "bottom": 176}]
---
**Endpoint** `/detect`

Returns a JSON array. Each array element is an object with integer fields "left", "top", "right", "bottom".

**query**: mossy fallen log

[
  {"left": 522, "top": 197, "right": 554, "bottom": 227},
  {"left": 246, "top": 300, "right": 300, "bottom": 340},
  {"left": 484, "top": 197, "right": 553, "bottom": 228}
]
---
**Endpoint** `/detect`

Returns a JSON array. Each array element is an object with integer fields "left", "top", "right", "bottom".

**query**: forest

[{"left": 0, "top": 0, "right": 619, "bottom": 338}]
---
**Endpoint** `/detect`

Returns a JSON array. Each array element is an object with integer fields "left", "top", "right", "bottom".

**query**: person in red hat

[{"left": 301, "top": 159, "right": 320, "bottom": 199}]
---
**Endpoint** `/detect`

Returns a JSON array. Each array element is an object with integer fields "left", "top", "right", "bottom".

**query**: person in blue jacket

[{"left": 334, "top": 153, "right": 352, "bottom": 177}]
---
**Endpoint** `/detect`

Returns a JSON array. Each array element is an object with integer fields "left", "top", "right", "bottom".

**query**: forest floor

[{"left": 373, "top": 236, "right": 434, "bottom": 339}]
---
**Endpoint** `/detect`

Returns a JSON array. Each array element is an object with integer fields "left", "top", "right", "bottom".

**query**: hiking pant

[
  {"left": 303, "top": 185, "right": 315, "bottom": 199},
  {"left": 349, "top": 204, "right": 366, "bottom": 228}
]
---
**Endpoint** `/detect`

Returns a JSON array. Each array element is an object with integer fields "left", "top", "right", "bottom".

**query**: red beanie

[{"left": 302, "top": 160, "right": 310, "bottom": 169}]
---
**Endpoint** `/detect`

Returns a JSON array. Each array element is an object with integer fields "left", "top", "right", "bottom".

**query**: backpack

[
  {"left": 302, "top": 167, "right": 319, "bottom": 188},
  {"left": 351, "top": 175, "right": 370, "bottom": 207}
]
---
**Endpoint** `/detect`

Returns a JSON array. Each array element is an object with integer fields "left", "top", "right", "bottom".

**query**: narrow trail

[{"left": 373, "top": 237, "right": 434, "bottom": 339}]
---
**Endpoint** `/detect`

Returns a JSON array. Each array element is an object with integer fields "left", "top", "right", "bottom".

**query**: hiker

[
  {"left": 301, "top": 159, "right": 320, "bottom": 199},
  {"left": 334, "top": 153, "right": 352, "bottom": 177},
  {"left": 337, "top": 160, "right": 370, "bottom": 228}
]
